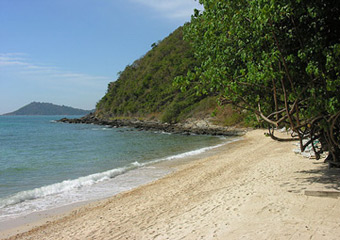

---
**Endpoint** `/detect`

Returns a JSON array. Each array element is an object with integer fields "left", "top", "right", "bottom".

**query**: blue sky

[{"left": 0, "top": 0, "right": 203, "bottom": 114}]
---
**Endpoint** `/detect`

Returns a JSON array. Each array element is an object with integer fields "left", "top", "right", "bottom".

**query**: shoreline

[
  {"left": 0, "top": 136, "right": 241, "bottom": 239},
  {"left": 3, "top": 129, "right": 340, "bottom": 239},
  {"left": 57, "top": 114, "right": 247, "bottom": 137}
]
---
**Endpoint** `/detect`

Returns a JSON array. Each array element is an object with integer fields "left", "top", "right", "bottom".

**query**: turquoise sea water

[{"left": 0, "top": 115, "right": 233, "bottom": 222}]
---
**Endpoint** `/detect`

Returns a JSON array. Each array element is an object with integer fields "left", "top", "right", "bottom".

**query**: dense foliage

[
  {"left": 96, "top": 27, "right": 209, "bottom": 123},
  {"left": 177, "top": 0, "right": 340, "bottom": 165}
]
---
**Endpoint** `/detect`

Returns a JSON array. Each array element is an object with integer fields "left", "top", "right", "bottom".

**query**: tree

[{"left": 176, "top": 0, "right": 340, "bottom": 166}]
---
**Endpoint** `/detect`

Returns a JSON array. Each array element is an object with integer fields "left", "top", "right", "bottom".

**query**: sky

[{"left": 0, "top": 0, "right": 203, "bottom": 114}]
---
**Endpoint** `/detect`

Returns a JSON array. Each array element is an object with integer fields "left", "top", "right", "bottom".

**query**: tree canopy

[{"left": 177, "top": 0, "right": 340, "bottom": 165}]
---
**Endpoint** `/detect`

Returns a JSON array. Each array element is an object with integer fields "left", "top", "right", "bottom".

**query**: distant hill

[{"left": 3, "top": 102, "right": 93, "bottom": 116}]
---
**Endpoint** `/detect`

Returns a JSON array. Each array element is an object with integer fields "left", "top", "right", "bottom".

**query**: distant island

[{"left": 3, "top": 102, "right": 93, "bottom": 116}]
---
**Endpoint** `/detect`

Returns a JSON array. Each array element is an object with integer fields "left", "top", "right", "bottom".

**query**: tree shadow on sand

[{"left": 295, "top": 162, "right": 340, "bottom": 191}]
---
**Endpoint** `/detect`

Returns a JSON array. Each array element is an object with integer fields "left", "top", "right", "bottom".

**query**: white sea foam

[
  {"left": 131, "top": 161, "right": 143, "bottom": 167},
  {"left": 148, "top": 137, "right": 241, "bottom": 165},
  {"left": 0, "top": 167, "right": 127, "bottom": 209},
  {"left": 0, "top": 166, "right": 173, "bottom": 223},
  {"left": 165, "top": 144, "right": 225, "bottom": 160},
  {"left": 161, "top": 131, "right": 172, "bottom": 135},
  {"left": 91, "top": 127, "right": 113, "bottom": 131}
]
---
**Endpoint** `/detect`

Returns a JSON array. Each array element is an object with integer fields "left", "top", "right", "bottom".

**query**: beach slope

[{"left": 4, "top": 130, "right": 340, "bottom": 240}]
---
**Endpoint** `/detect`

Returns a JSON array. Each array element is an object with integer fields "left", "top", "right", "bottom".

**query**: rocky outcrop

[{"left": 58, "top": 113, "right": 246, "bottom": 137}]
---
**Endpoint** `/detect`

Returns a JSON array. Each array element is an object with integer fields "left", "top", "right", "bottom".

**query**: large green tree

[{"left": 177, "top": 0, "right": 340, "bottom": 165}]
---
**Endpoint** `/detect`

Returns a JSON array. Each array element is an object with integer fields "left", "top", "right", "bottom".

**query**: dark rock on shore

[{"left": 58, "top": 114, "right": 246, "bottom": 137}]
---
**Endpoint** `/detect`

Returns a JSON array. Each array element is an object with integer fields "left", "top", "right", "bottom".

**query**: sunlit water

[{"left": 0, "top": 115, "right": 234, "bottom": 222}]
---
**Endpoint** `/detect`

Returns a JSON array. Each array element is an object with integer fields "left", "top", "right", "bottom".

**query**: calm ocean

[{"left": 0, "top": 115, "right": 235, "bottom": 223}]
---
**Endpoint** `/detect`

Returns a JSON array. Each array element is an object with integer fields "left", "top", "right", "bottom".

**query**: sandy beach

[{"left": 2, "top": 129, "right": 340, "bottom": 240}]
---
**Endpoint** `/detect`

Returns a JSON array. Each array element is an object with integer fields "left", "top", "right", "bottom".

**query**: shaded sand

[{"left": 3, "top": 129, "right": 340, "bottom": 240}]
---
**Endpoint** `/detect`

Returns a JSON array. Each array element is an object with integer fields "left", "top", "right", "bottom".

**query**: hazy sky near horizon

[{"left": 0, "top": 0, "right": 203, "bottom": 114}]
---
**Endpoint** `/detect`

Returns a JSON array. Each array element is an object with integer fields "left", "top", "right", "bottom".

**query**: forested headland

[
  {"left": 95, "top": 27, "right": 246, "bottom": 126},
  {"left": 95, "top": 0, "right": 340, "bottom": 165}
]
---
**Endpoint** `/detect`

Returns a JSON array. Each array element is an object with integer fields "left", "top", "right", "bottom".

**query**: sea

[{"left": 0, "top": 115, "right": 237, "bottom": 225}]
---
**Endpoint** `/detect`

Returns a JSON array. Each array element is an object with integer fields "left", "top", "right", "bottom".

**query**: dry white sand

[{"left": 2, "top": 129, "right": 340, "bottom": 240}]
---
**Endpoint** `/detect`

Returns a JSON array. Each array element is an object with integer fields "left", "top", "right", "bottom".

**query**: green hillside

[{"left": 96, "top": 27, "right": 216, "bottom": 123}]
